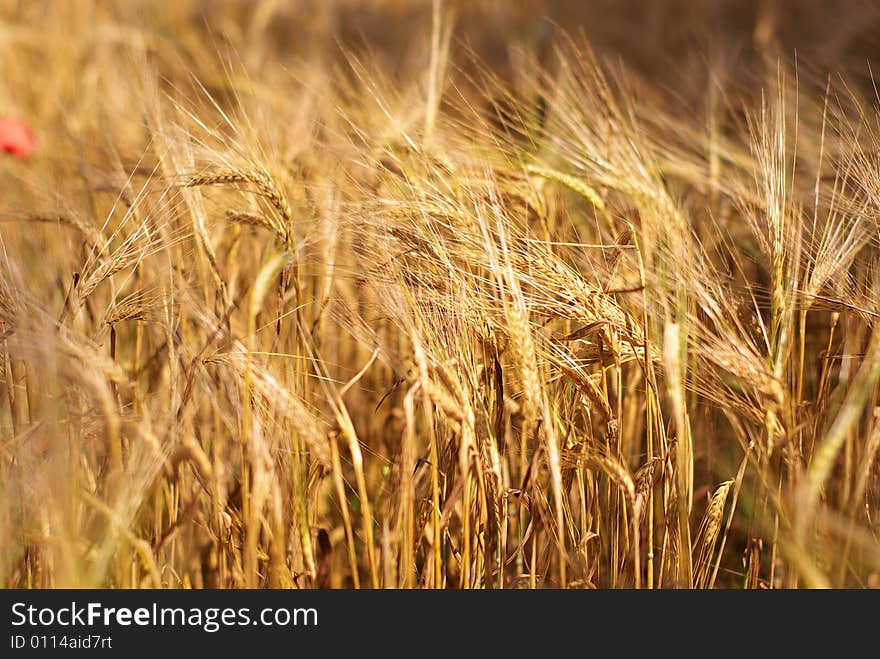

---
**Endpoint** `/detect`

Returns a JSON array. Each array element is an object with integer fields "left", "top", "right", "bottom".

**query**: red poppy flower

[{"left": 0, "top": 117, "right": 34, "bottom": 158}]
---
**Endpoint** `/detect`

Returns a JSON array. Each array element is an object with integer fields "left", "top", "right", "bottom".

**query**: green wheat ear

[{"left": 524, "top": 163, "right": 606, "bottom": 213}]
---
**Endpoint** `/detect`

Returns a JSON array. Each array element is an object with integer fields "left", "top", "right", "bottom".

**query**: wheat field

[{"left": 1, "top": 0, "right": 879, "bottom": 589}]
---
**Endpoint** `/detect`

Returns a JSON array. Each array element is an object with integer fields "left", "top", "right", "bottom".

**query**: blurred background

[{"left": 4, "top": 1, "right": 880, "bottom": 87}]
